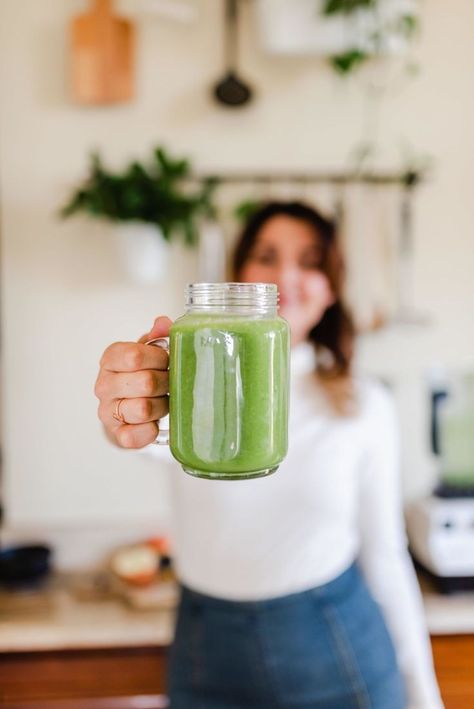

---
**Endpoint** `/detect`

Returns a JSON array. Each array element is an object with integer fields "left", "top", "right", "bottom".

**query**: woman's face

[{"left": 239, "top": 215, "right": 335, "bottom": 345}]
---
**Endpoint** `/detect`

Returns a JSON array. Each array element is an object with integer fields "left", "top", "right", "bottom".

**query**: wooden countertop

[
  {"left": 1, "top": 572, "right": 474, "bottom": 653},
  {"left": 0, "top": 574, "right": 177, "bottom": 653}
]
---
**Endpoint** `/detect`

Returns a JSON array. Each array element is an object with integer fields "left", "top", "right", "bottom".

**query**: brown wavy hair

[{"left": 232, "top": 201, "right": 356, "bottom": 414}]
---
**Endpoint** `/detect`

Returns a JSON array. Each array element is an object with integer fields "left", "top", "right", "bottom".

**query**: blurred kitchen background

[{"left": 0, "top": 1, "right": 473, "bottom": 707}]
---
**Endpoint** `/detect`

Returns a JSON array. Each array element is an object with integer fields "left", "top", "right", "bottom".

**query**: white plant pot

[{"left": 116, "top": 222, "right": 169, "bottom": 284}]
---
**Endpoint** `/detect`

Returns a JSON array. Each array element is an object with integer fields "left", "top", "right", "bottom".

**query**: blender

[{"left": 406, "top": 371, "right": 474, "bottom": 593}]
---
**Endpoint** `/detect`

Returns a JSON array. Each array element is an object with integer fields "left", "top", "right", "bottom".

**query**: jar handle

[{"left": 145, "top": 337, "right": 169, "bottom": 446}]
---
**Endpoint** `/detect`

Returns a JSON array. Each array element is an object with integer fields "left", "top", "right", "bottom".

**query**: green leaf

[
  {"left": 182, "top": 219, "right": 196, "bottom": 246},
  {"left": 398, "top": 14, "right": 418, "bottom": 37},
  {"left": 234, "top": 199, "right": 264, "bottom": 223},
  {"left": 154, "top": 147, "right": 190, "bottom": 179},
  {"left": 330, "top": 49, "right": 368, "bottom": 74},
  {"left": 322, "top": 0, "right": 375, "bottom": 16}
]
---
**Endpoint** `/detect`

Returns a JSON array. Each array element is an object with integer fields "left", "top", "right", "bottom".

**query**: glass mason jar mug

[{"left": 153, "top": 283, "right": 290, "bottom": 480}]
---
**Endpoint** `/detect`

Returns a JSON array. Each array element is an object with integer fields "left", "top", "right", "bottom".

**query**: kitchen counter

[
  {"left": 418, "top": 573, "right": 474, "bottom": 635},
  {"left": 0, "top": 574, "right": 177, "bottom": 653},
  {"left": 2, "top": 575, "right": 473, "bottom": 709},
  {"left": 1, "top": 572, "right": 474, "bottom": 653}
]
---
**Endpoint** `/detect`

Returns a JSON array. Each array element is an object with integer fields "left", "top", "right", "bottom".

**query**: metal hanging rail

[{"left": 190, "top": 170, "right": 422, "bottom": 186}]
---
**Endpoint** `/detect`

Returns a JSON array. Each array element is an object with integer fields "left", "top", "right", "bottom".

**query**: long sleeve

[
  {"left": 357, "top": 385, "right": 444, "bottom": 709},
  {"left": 138, "top": 441, "right": 178, "bottom": 534}
]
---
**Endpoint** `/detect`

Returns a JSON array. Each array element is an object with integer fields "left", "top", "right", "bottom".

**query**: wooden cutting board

[{"left": 71, "top": 0, "right": 135, "bottom": 105}]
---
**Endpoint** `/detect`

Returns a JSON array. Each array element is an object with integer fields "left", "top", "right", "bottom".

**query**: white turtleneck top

[{"left": 145, "top": 342, "right": 443, "bottom": 709}]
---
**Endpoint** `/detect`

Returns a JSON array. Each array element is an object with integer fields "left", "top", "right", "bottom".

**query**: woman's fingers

[
  {"left": 98, "top": 396, "right": 169, "bottom": 428},
  {"left": 138, "top": 315, "right": 173, "bottom": 344},
  {"left": 120, "top": 396, "right": 169, "bottom": 425},
  {"left": 115, "top": 421, "right": 160, "bottom": 449},
  {"left": 100, "top": 341, "right": 168, "bottom": 373},
  {"left": 96, "top": 368, "right": 169, "bottom": 400}
]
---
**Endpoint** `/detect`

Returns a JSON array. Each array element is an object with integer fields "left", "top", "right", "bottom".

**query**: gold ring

[{"left": 112, "top": 398, "right": 127, "bottom": 425}]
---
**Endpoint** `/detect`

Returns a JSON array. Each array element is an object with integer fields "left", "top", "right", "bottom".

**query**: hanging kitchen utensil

[
  {"left": 71, "top": 0, "right": 135, "bottom": 105},
  {"left": 213, "top": 0, "right": 253, "bottom": 108}
]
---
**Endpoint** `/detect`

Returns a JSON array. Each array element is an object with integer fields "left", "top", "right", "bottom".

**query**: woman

[{"left": 95, "top": 202, "right": 443, "bottom": 708}]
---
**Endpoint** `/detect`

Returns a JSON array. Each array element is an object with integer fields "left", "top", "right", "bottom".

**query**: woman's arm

[{"left": 357, "top": 384, "right": 444, "bottom": 709}]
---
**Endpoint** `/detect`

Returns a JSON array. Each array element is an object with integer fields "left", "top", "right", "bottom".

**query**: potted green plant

[
  {"left": 321, "top": 0, "right": 419, "bottom": 74},
  {"left": 60, "top": 146, "right": 217, "bottom": 283},
  {"left": 256, "top": 0, "right": 419, "bottom": 76}
]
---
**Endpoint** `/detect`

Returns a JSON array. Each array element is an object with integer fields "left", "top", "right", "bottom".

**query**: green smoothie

[{"left": 169, "top": 313, "right": 290, "bottom": 479}]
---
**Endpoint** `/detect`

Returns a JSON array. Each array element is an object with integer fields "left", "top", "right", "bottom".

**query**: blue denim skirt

[{"left": 168, "top": 564, "right": 406, "bottom": 709}]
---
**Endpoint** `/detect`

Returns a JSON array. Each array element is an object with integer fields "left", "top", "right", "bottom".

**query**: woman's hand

[{"left": 95, "top": 316, "right": 172, "bottom": 448}]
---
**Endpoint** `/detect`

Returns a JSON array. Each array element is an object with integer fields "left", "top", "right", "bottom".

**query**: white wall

[{"left": 0, "top": 0, "right": 473, "bottom": 558}]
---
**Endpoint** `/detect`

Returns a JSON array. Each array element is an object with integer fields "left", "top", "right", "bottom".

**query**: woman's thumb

[{"left": 138, "top": 316, "right": 173, "bottom": 343}]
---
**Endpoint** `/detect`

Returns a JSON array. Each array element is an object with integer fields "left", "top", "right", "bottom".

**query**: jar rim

[
  {"left": 187, "top": 282, "right": 277, "bottom": 291},
  {"left": 185, "top": 282, "right": 279, "bottom": 309}
]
